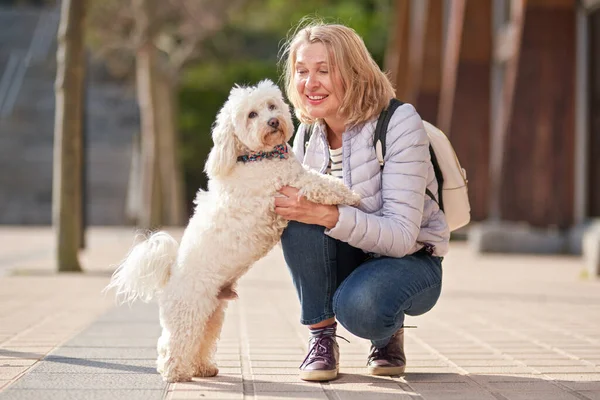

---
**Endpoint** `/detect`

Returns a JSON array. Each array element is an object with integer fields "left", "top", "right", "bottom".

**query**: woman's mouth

[{"left": 306, "top": 94, "right": 328, "bottom": 105}]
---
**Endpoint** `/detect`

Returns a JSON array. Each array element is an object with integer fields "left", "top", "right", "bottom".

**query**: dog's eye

[
  {"left": 268, "top": 104, "right": 276, "bottom": 111},
  {"left": 248, "top": 111, "right": 258, "bottom": 119}
]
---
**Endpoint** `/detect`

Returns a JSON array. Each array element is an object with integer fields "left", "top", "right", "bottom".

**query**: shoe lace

[
  {"left": 302, "top": 333, "right": 349, "bottom": 366},
  {"left": 368, "top": 345, "right": 388, "bottom": 362}
]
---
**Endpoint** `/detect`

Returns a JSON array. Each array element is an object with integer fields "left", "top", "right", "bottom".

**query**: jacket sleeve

[{"left": 325, "top": 105, "right": 430, "bottom": 258}]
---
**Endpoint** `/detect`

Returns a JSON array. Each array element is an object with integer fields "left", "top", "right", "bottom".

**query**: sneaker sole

[
  {"left": 367, "top": 365, "right": 405, "bottom": 376},
  {"left": 299, "top": 367, "right": 339, "bottom": 381}
]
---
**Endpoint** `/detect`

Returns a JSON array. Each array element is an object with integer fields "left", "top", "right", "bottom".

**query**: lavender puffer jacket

[{"left": 292, "top": 103, "right": 450, "bottom": 258}]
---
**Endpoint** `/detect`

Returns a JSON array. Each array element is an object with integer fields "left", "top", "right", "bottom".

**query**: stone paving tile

[
  {"left": 534, "top": 366, "right": 599, "bottom": 374},
  {"left": 461, "top": 366, "right": 538, "bottom": 374},
  {"left": 255, "top": 393, "right": 328, "bottom": 400},
  {"left": 246, "top": 374, "right": 318, "bottom": 384},
  {"left": 328, "top": 382, "right": 406, "bottom": 391},
  {"left": 509, "top": 353, "right": 582, "bottom": 359},
  {"left": 3, "top": 373, "right": 165, "bottom": 390},
  {"left": 560, "top": 381, "right": 600, "bottom": 391},
  {"left": 48, "top": 346, "right": 158, "bottom": 359},
  {"left": 252, "top": 382, "right": 325, "bottom": 393},
  {"left": 336, "top": 393, "right": 414, "bottom": 400},
  {"left": 485, "top": 380, "right": 568, "bottom": 391},
  {"left": 250, "top": 360, "right": 303, "bottom": 368},
  {"left": 64, "top": 336, "right": 159, "bottom": 348},
  {"left": 0, "top": 390, "right": 166, "bottom": 400},
  {"left": 467, "top": 374, "right": 549, "bottom": 383},
  {"left": 167, "top": 392, "right": 243, "bottom": 400},
  {"left": 30, "top": 357, "right": 157, "bottom": 374},
  {"left": 251, "top": 368, "right": 299, "bottom": 375},
  {"left": 543, "top": 373, "right": 600, "bottom": 381},
  {"left": 171, "top": 380, "right": 243, "bottom": 392},
  {"left": 452, "top": 359, "right": 520, "bottom": 367},
  {"left": 328, "top": 382, "right": 416, "bottom": 400},
  {"left": 0, "top": 367, "right": 27, "bottom": 381},
  {"left": 0, "top": 361, "right": 34, "bottom": 368},
  {"left": 497, "top": 391, "right": 583, "bottom": 400},
  {"left": 411, "top": 389, "right": 499, "bottom": 400},
  {"left": 403, "top": 366, "right": 456, "bottom": 374},
  {"left": 580, "top": 392, "right": 600, "bottom": 400},
  {"left": 519, "top": 359, "right": 593, "bottom": 366},
  {"left": 403, "top": 373, "right": 472, "bottom": 383}
]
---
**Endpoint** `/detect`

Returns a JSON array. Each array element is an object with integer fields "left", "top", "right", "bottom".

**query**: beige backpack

[{"left": 374, "top": 99, "right": 471, "bottom": 231}]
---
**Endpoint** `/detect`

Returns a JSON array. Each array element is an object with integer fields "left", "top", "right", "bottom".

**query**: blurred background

[{"left": 0, "top": 0, "right": 599, "bottom": 273}]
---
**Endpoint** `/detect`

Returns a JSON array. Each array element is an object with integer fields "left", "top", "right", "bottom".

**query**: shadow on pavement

[{"left": 0, "top": 349, "right": 156, "bottom": 374}]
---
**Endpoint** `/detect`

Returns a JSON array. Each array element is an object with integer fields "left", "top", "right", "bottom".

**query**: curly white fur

[
  {"left": 105, "top": 79, "right": 360, "bottom": 382},
  {"left": 103, "top": 232, "right": 178, "bottom": 304}
]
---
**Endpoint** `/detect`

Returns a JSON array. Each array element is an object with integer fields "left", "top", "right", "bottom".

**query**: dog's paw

[
  {"left": 156, "top": 358, "right": 165, "bottom": 375},
  {"left": 347, "top": 191, "right": 361, "bottom": 206},
  {"left": 160, "top": 359, "right": 194, "bottom": 382},
  {"left": 194, "top": 362, "right": 219, "bottom": 377},
  {"left": 161, "top": 369, "right": 193, "bottom": 383}
]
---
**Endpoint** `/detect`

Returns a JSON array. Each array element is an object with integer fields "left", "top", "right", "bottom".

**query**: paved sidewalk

[{"left": 0, "top": 227, "right": 599, "bottom": 400}]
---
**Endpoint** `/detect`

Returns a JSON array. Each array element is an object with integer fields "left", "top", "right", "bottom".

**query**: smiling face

[{"left": 294, "top": 42, "right": 346, "bottom": 128}]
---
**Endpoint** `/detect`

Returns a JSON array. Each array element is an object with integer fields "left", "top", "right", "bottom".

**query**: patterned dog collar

[{"left": 237, "top": 144, "right": 289, "bottom": 163}]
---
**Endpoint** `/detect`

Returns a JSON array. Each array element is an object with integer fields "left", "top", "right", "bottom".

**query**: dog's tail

[{"left": 103, "top": 231, "right": 179, "bottom": 304}]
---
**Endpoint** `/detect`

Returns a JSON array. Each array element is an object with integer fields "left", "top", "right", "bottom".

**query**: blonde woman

[{"left": 274, "top": 20, "right": 450, "bottom": 382}]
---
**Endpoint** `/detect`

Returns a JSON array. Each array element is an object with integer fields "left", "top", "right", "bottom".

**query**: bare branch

[{"left": 88, "top": 0, "right": 250, "bottom": 77}]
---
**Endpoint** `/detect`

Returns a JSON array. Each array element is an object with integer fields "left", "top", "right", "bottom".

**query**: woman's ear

[{"left": 204, "top": 102, "right": 238, "bottom": 179}]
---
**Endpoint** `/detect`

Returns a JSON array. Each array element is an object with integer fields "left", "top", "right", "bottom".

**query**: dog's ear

[{"left": 204, "top": 101, "right": 237, "bottom": 179}]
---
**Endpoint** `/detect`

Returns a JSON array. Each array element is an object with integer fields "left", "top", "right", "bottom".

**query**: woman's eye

[
  {"left": 319, "top": 70, "right": 328, "bottom": 74},
  {"left": 248, "top": 111, "right": 258, "bottom": 118},
  {"left": 268, "top": 104, "right": 276, "bottom": 111},
  {"left": 297, "top": 70, "right": 308, "bottom": 75}
]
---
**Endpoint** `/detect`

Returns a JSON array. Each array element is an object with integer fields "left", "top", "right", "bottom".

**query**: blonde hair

[{"left": 280, "top": 19, "right": 395, "bottom": 129}]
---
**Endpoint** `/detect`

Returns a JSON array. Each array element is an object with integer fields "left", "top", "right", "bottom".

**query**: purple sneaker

[
  {"left": 367, "top": 328, "right": 406, "bottom": 376},
  {"left": 299, "top": 325, "right": 340, "bottom": 381}
]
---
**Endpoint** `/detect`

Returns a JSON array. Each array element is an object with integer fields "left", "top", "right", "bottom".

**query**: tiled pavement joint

[{"left": 239, "top": 302, "right": 256, "bottom": 400}]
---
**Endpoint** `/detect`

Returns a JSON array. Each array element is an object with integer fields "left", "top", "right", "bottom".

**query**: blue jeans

[{"left": 281, "top": 221, "right": 443, "bottom": 348}]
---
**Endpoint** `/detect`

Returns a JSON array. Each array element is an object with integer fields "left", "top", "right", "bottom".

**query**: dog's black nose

[{"left": 268, "top": 118, "right": 279, "bottom": 129}]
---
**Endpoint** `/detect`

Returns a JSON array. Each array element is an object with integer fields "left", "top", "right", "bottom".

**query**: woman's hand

[{"left": 274, "top": 186, "right": 340, "bottom": 229}]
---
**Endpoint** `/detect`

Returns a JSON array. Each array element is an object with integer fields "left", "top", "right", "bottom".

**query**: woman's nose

[{"left": 306, "top": 73, "right": 319, "bottom": 89}]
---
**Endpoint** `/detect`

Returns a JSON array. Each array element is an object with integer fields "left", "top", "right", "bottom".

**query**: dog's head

[{"left": 204, "top": 79, "right": 294, "bottom": 178}]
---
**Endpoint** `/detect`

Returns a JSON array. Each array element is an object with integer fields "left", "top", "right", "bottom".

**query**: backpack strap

[
  {"left": 373, "top": 98, "right": 404, "bottom": 166},
  {"left": 302, "top": 123, "right": 314, "bottom": 151},
  {"left": 428, "top": 146, "right": 444, "bottom": 211},
  {"left": 373, "top": 98, "right": 443, "bottom": 210}
]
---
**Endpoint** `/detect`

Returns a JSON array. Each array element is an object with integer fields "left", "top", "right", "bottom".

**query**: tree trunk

[
  {"left": 134, "top": 0, "right": 162, "bottom": 230},
  {"left": 52, "top": 0, "right": 86, "bottom": 273},
  {"left": 156, "top": 68, "right": 186, "bottom": 225},
  {"left": 125, "top": 131, "right": 142, "bottom": 224},
  {"left": 385, "top": 0, "right": 412, "bottom": 100}
]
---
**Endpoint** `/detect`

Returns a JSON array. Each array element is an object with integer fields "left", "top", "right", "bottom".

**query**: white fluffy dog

[{"left": 105, "top": 79, "right": 360, "bottom": 382}]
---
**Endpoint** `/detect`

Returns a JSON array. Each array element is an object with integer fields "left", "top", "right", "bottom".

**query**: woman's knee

[
  {"left": 281, "top": 221, "right": 325, "bottom": 250},
  {"left": 281, "top": 222, "right": 329, "bottom": 275},
  {"left": 333, "top": 281, "right": 399, "bottom": 341},
  {"left": 404, "top": 283, "right": 442, "bottom": 316}
]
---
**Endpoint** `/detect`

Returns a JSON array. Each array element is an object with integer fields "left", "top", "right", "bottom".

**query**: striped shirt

[{"left": 327, "top": 146, "right": 343, "bottom": 179}]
